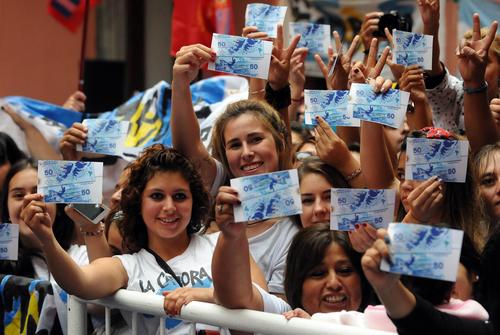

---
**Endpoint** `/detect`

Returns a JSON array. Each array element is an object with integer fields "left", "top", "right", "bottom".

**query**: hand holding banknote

[
  {"left": 402, "top": 176, "right": 444, "bottom": 224},
  {"left": 361, "top": 228, "right": 401, "bottom": 291},
  {"left": 174, "top": 44, "right": 216, "bottom": 86},
  {"left": 215, "top": 186, "right": 245, "bottom": 239},
  {"left": 20, "top": 193, "right": 54, "bottom": 246},
  {"left": 314, "top": 31, "right": 360, "bottom": 90},
  {"left": 59, "top": 122, "right": 87, "bottom": 161}
]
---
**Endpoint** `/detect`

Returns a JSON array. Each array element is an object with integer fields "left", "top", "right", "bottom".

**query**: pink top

[{"left": 364, "top": 299, "right": 489, "bottom": 332}]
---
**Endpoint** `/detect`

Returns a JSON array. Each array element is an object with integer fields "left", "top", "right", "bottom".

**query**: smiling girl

[
  {"left": 171, "top": 43, "right": 300, "bottom": 296},
  {"left": 20, "top": 145, "right": 263, "bottom": 334}
]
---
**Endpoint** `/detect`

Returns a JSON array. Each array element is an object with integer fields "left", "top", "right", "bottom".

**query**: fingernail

[
  {"left": 362, "top": 223, "right": 368, "bottom": 228},
  {"left": 384, "top": 235, "right": 391, "bottom": 245},
  {"left": 355, "top": 224, "right": 360, "bottom": 229},
  {"left": 386, "top": 255, "right": 394, "bottom": 267},
  {"left": 354, "top": 68, "right": 359, "bottom": 74}
]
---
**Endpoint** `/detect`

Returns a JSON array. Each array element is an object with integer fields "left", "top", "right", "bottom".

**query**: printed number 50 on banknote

[
  {"left": 231, "top": 169, "right": 302, "bottom": 222},
  {"left": 209, "top": 34, "right": 273, "bottom": 80},
  {"left": 405, "top": 138, "right": 469, "bottom": 183},
  {"left": 330, "top": 188, "right": 395, "bottom": 231},
  {"left": 380, "top": 223, "right": 463, "bottom": 282},
  {"left": 38, "top": 160, "right": 103, "bottom": 204}
]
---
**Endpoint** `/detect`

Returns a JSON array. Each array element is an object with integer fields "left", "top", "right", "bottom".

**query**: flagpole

[{"left": 78, "top": 0, "right": 91, "bottom": 91}]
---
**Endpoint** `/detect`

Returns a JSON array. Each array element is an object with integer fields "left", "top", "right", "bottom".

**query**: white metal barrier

[{"left": 68, "top": 289, "right": 395, "bottom": 335}]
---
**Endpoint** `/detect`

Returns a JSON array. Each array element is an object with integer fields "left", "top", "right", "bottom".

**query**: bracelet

[
  {"left": 249, "top": 88, "right": 265, "bottom": 95},
  {"left": 80, "top": 223, "right": 105, "bottom": 237},
  {"left": 291, "top": 96, "right": 304, "bottom": 103},
  {"left": 463, "top": 82, "right": 488, "bottom": 94},
  {"left": 345, "top": 167, "right": 362, "bottom": 181}
]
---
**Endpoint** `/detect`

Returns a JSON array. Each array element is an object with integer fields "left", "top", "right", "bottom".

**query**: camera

[{"left": 373, "top": 11, "right": 413, "bottom": 37}]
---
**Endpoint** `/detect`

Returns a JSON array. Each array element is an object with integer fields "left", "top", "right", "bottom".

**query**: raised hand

[
  {"left": 349, "top": 38, "right": 390, "bottom": 86},
  {"left": 314, "top": 31, "right": 360, "bottom": 90},
  {"left": 20, "top": 194, "right": 54, "bottom": 245},
  {"left": 359, "top": 12, "right": 384, "bottom": 51},
  {"left": 63, "top": 91, "right": 87, "bottom": 112},
  {"left": 269, "top": 24, "right": 301, "bottom": 90},
  {"left": 59, "top": 122, "right": 87, "bottom": 161},
  {"left": 361, "top": 229, "right": 401, "bottom": 293},
  {"left": 417, "top": 0, "right": 440, "bottom": 34},
  {"left": 289, "top": 47, "right": 308, "bottom": 100},
  {"left": 314, "top": 116, "right": 351, "bottom": 169},
  {"left": 215, "top": 186, "right": 245, "bottom": 239},
  {"left": 403, "top": 176, "right": 444, "bottom": 224},
  {"left": 348, "top": 223, "right": 378, "bottom": 253},
  {"left": 173, "top": 44, "right": 216, "bottom": 86},
  {"left": 399, "top": 65, "right": 426, "bottom": 103},
  {"left": 457, "top": 14, "right": 498, "bottom": 88},
  {"left": 384, "top": 28, "right": 406, "bottom": 81}
]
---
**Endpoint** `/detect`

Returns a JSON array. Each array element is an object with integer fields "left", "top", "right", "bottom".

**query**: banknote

[
  {"left": 289, "top": 22, "right": 331, "bottom": 56},
  {"left": 348, "top": 83, "right": 409, "bottom": 128},
  {"left": 388, "top": 223, "right": 452, "bottom": 254},
  {"left": 245, "top": 3, "right": 287, "bottom": 38},
  {"left": 77, "top": 119, "right": 130, "bottom": 156},
  {"left": 231, "top": 169, "right": 302, "bottom": 222},
  {"left": 208, "top": 34, "right": 273, "bottom": 79},
  {"left": 330, "top": 188, "right": 395, "bottom": 230},
  {"left": 0, "top": 223, "right": 19, "bottom": 261},
  {"left": 38, "top": 160, "right": 103, "bottom": 203},
  {"left": 304, "top": 90, "right": 360, "bottom": 127},
  {"left": 381, "top": 223, "right": 463, "bottom": 282},
  {"left": 393, "top": 29, "right": 433, "bottom": 70},
  {"left": 405, "top": 138, "right": 469, "bottom": 183}
]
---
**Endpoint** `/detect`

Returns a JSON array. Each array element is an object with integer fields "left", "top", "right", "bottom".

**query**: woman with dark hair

[
  {"left": 284, "top": 224, "right": 373, "bottom": 315},
  {"left": 212, "top": 222, "right": 374, "bottom": 322},
  {"left": 0, "top": 131, "right": 27, "bottom": 188},
  {"left": 21, "top": 145, "right": 263, "bottom": 334},
  {"left": 0, "top": 158, "right": 75, "bottom": 278}
]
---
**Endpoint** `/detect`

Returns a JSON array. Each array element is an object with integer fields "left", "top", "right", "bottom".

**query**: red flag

[
  {"left": 170, "top": 0, "right": 234, "bottom": 56},
  {"left": 48, "top": 0, "right": 100, "bottom": 33}
]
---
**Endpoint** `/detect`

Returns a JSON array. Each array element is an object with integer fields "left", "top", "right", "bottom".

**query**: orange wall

[{"left": 0, "top": 0, "right": 95, "bottom": 105}]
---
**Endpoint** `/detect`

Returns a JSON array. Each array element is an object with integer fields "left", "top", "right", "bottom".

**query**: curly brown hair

[{"left": 119, "top": 145, "right": 210, "bottom": 252}]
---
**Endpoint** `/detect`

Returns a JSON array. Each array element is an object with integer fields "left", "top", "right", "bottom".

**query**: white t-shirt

[
  {"left": 114, "top": 233, "right": 228, "bottom": 335},
  {"left": 248, "top": 218, "right": 300, "bottom": 294}
]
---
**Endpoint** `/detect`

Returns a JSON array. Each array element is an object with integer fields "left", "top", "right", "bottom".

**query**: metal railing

[{"left": 68, "top": 289, "right": 395, "bottom": 335}]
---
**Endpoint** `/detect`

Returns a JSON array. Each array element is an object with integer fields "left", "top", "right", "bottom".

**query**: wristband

[
  {"left": 463, "top": 82, "right": 488, "bottom": 94},
  {"left": 249, "top": 88, "right": 265, "bottom": 95}
]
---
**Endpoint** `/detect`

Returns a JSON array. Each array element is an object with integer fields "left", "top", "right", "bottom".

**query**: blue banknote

[
  {"left": 77, "top": 119, "right": 129, "bottom": 156},
  {"left": 389, "top": 223, "right": 452, "bottom": 254},
  {"left": 289, "top": 22, "right": 331, "bottom": 56},
  {"left": 304, "top": 90, "right": 359, "bottom": 127},
  {"left": 393, "top": 29, "right": 433, "bottom": 70},
  {"left": 0, "top": 223, "right": 19, "bottom": 261},
  {"left": 209, "top": 34, "right": 273, "bottom": 79},
  {"left": 348, "top": 83, "right": 409, "bottom": 128},
  {"left": 245, "top": 3, "right": 287, "bottom": 38},
  {"left": 38, "top": 160, "right": 103, "bottom": 203},
  {"left": 405, "top": 138, "right": 469, "bottom": 183},
  {"left": 381, "top": 223, "right": 463, "bottom": 282},
  {"left": 231, "top": 169, "right": 302, "bottom": 222},
  {"left": 330, "top": 188, "right": 395, "bottom": 230}
]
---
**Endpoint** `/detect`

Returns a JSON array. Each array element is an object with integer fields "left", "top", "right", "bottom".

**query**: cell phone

[{"left": 71, "top": 203, "right": 110, "bottom": 224}]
